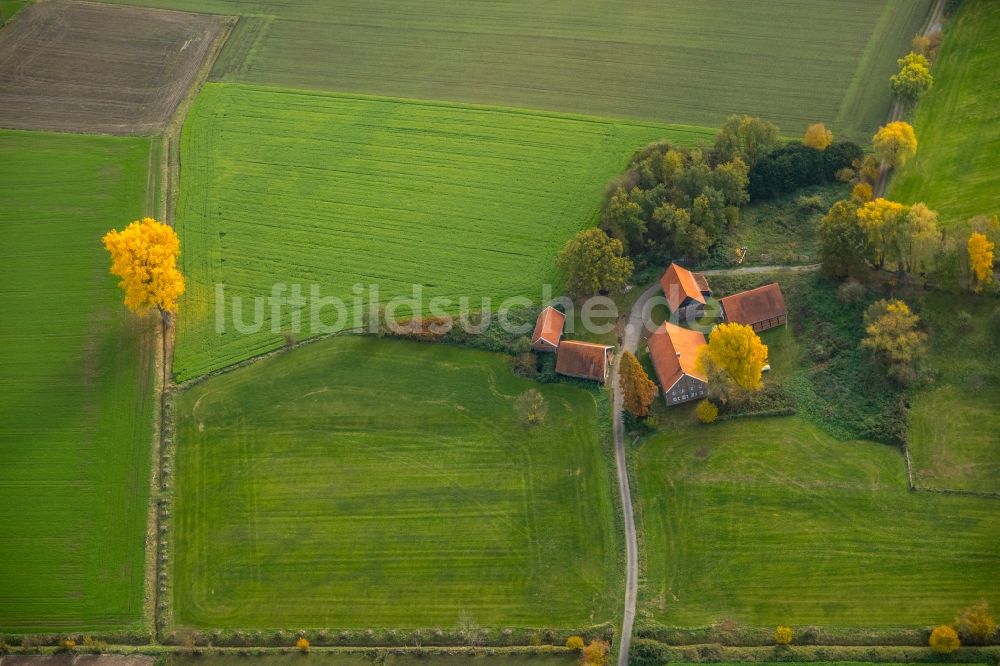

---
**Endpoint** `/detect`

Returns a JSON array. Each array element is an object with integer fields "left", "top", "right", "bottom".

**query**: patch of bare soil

[
  {"left": 0, "top": 0, "right": 224, "bottom": 135},
  {"left": 0, "top": 657, "right": 153, "bottom": 666}
]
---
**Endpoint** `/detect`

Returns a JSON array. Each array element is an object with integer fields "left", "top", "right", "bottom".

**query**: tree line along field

[
  {"left": 632, "top": 416, "right": 1000, "bottom": 628},
  {"left": 172, "top": 336, "right": 620, "bottom": 630},
  {"left": 102, "top": 0, "right": 930, "bottom": 141},
  {"left": 0, "top": 131, "right": 155, "bottom": 632},
  {"left": 888, "top": 0, "right": 1000, "bottom": 226},
  {"left": 172, "top": 83, "right": 714, "bottom": 380}
]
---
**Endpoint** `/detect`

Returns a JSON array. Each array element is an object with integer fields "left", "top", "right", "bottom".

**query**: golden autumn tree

[
  {"left": 857, "top": 198, "right": 909, "bottom": 268},
  {"left": 955, "top": 601, "right": 997, "bottom": 644},
  {"left": 929, "top": 625, "right": 960, "bottom": 654},
  {"left": 872, "top": 121, "right": 917, "bottom": 168},
  {"left": 103, "top": 217, "right": 185, "bottom": 320},
  {"left": 775, "top": 626, "right": 793, "bottom": 645},
  {"left": 862, "top": 299, "right": 927, "bottom": 384},
  {"left": 698, "top": 323, "right": 768, "bottom": 403},
  {"left": 582, "top": 639, "right": 610, "bottom": 666},
  {"left": 968, "top": 232, "right": 995, "bottom": 293},
  {"left": 619, "top": 351, "right": 658, "bottom": 418},
  {"left": 803, "top": 123, "right": 833, "bottom": 150},
  {"left": 295, "top": 637, "right": 310, "bottom": 653}
]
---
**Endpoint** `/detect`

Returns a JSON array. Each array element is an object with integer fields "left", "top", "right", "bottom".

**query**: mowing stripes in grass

[
  {"left": 173, "top": 336, "right": 620, "bottom": 629},
  {"left": 633, "top": 417, "right": 1000, "bottom": 627},
  {"left": 0, "top": 131, "right": 154, "bottom": 632},
  {"left": 104, "top": 0, "right": 928, "bottom": 140},
  {"left": 888, "top": 0, "right": 1000, "bottom": 225},
  {"left": 908, "top": 293, "right": 1000, "bottom": 495},
  {"left": 173, "top": 83, "right": 714, "bottom": 380}
]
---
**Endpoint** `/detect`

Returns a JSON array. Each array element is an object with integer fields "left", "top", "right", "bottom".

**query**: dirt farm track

[{"left": 0, "top": 1, "right": 224, "bottom": 135}]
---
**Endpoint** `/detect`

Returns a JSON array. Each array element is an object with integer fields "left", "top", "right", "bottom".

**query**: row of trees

[{"left": 820, "top": 193, "right": 997, "bottom": 293}]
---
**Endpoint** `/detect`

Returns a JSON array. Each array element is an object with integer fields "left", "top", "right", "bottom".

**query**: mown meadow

[
  {"left": 105, "top": 0, "right": 928, "bottom": 140},
  {"left": 907, "top": 292, "right": 1000, "bottom": 495},
  {"left": 172, "top": 336, "right": 620, "bottom": 630},
  {"left": 888, "top": 0, "right": 1000, "bottom": 226},
  {"left": 0, "top": 131, "right": 155, "bottom": 632},
  {"left": 173, "top": 83, "right": 714, "bottom": 379},
  {"left": 632, "top": 416, "right": 1000, "bottom": 628}
]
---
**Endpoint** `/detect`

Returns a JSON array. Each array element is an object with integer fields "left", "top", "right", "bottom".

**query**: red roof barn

[
  {"left": 531, "top": 306, "right": 565, "bottom": 352},
  {"left": 719, "top": 282, "right": 787, "bottom": 332},
  {"left": 555, "top": 340, "right": 613, "bottom": 383},
  {"left": 660, "top": 263, "right": 712, "bottom": 316}
]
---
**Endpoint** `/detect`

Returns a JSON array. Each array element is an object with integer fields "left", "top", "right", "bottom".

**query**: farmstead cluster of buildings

[
  {"left": 651, "top": 263, "right": 786, "bottom": 404},
  {"left": 534, "top": 263, "right": 786, "bottom": 405}
]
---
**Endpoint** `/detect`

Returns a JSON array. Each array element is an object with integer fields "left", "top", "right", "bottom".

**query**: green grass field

[
  {"left": 173, "top": 83, "right": 713, "bottom": 380},
  {"left": 173, "top": 336, "right": 620, "bottom": 629},
  {"left": 0, "top": 131, "right": 154, "bottom": 632},
  {"left": 633, "top": 416, "right": 1000, "bottom": 627},
  {"left": 107, "top": 0, "right": 928, "bottom": 140},
  {"left": 908, "top": 292, "right": 1000, "bottom": 494},
  {"left": 888, "top": 0, "right": 1000, "bottom": 225}
]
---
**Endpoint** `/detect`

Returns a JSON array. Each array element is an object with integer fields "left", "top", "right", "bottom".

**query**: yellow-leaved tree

[
  {"left": 856, "top": 198, "right": 909, "bottom": 268},
  {"left": 929, "top": 625, "right": 960, "bottom": 654},
  {"left": 103, "top": 217, "right": 185, "bottom": 320},
  {"left": 861, "top": 299, "right": 927, "bottom": 385},
  {"left": 619, "top": 350, "right": 658, "bottom": 418},
  {"left": 803, "top": 123, "right": 833, "bottom": 150},
  {"left": 968, "top": 232, "right": 995, "bottom": 293},
  {"left": 872, "top": 121, "right": 917, "bottom": 168},
  {"left": 697, "top": 323, "right": 768, "bottom": 404},
  {"left": 103, "top": 218, "right": 185, "bottom": 385}
]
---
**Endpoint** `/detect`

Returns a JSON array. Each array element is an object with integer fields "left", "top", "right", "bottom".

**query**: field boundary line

[
  {"left": 144, "top": 13, "right": 238, "bottom": 642},
  {"left": 875, "top": 0, "right": 947, "bottom": 197}
]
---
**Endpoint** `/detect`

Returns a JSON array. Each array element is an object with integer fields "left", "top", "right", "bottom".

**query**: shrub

[
  {"left": 956, "top": 601, "right": 998, "bottom": 644},
  {"left": 851, "top": 182, "right": 873, "bottom": 203},
  {"left": 566, "top": 635, "right": 585, "bottom": 651},
  {"left": 295, "top": 637, "right": 310, "bottom": 652},
  {"left": 775, "top": 626, "right": 793, "bottom": 645},
  {"left": 512, "top": 351, "right": 538, "bottom": 378},
  {"left": 59, "top": 639, "right": 77, "bottom": 652},
  {"left": 696, "top": 399, "right": 719, "bottom": 424},
  {"left": 583, "top": 639, "right": 610, "bottom": 665},
  {"left": 514, "top": 389, "right": 547, "bottom": 425},
  {"left": 834, "top": 167, "right": 856, "bottom": 182},
  {"left": 796, "top": 194, "right": 825, "bottom": 213},
  {"left": 930, "top": 625, "right": 960, "bottom": 653},
  {"left": 837, "top": 278, "right": 867, "bottom": 304},
  {"left": 957, "top": 310, "right": 974, "bottom": 332},
  {"left": 510, "top": 335, "right": 533, "bottom": 355}
]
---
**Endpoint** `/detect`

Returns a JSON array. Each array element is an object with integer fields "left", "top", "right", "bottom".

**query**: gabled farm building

[
  {"left": 531, "top": 306, "right": 566, "bottom": 352},
  {"left": 660, "top": 263, "right": 712, "bottom": 320},
  {"left": 648, "top": 321, "right": 708, "bottom": 405},
  {"left": 555, "top": 340, "right": 613, "bottom": 383},
  {"left": 719, "top": 282, "right": 787, "bottom": 332}
]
